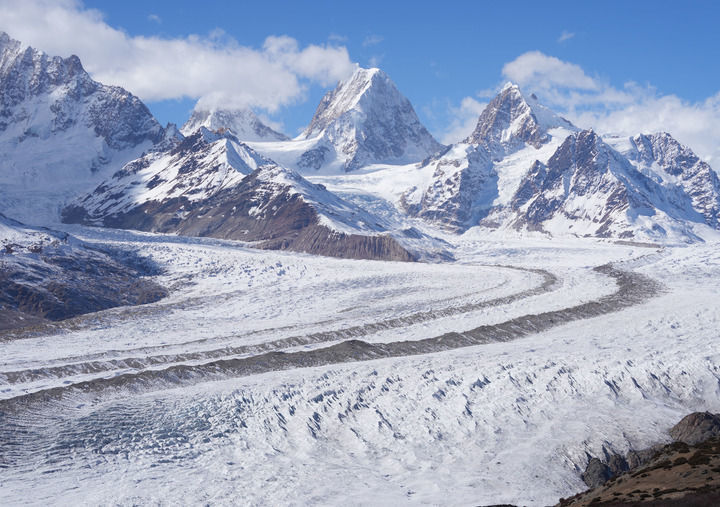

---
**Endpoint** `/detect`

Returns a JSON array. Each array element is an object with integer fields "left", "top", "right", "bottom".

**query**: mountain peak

[
  {"left": 181, "top": 107, "right": 288, "bottom": 142},
  {"left": 298, "top": 66, "right": 443, "bottom": 171},
  {"left": 466, "top": 84, "right": 575, "bottom": 158},
  {"left": 0, "top": 32, "right": 164, "bottom": 223},
  {"left": 301, "top": 65, "right": 389, "bottom": 138}
]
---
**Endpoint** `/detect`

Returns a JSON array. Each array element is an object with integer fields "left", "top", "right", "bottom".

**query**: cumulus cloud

[
  {"left": 502, "top": 51, "right": 599, "bottom": 92},
  {"left": 0, "top": 0, "right": 355, "bottom": 112},
  {"left": 501, "top": 51, "right": 720, "bottom": 165},
  {"left": 439, "top": 97, "right": 487, "bottom": 144}
]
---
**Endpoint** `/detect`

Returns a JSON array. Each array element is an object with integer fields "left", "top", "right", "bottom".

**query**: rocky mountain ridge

[
  {"left": 62, "top": 128, "right": 416, "bottom": 261},
  {"left": 0, "top": 32, "right": 166, "bottom": 224}
]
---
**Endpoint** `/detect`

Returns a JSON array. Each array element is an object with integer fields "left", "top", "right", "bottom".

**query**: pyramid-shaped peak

[
  {"left": 302, "top": 66, "right": 404, "bottom": 138},
  {"left": 298, "top": 65, "right": 442, "bottom": 171},
  {"left": 181, "top": 106, "right": 288, "bottom": 142},
  {"left": 466, "top": 83, "right": 576, "bottom": 157}
]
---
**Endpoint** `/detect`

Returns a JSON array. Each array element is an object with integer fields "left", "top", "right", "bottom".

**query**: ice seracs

[
  {"left": 181, "top": 107, "right": 289, "bottom": 142},
  {"left": 0, "top": 32, "right": 165, "bottom": 224}
]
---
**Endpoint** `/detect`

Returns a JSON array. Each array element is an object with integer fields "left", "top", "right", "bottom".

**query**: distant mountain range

[{"left": 2, "top": 32, "right": 719, "bottom": 261}]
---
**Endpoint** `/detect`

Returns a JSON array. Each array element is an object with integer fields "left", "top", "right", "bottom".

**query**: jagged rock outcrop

[
  {"left": 466, "top": 82, "right": 575, "bottom": 160},
  {"left": 669, "top": 412, "right": 720, "bottom": 445},
  {"left": 621, "top": 133, "right": 720, "bottom": 228},
  {"left": 401, "top": 144, "right": 497, "bottom": 230},
  {"left": 564, "top": 412, "right": 720, "bottom": 506},
  {"left": 402, "top": 83, "right": 575, "bottom": 231},
  {"left": 506, "top": 129, "right": 702, "bottom": 240}
]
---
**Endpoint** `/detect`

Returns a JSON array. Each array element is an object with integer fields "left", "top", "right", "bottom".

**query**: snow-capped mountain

[
  {"left": 63, "top": 128, "right": 414, "bottom": 261},
  {"left": 0, "top": 32, "right": 165, "bottom": 224},
  {"left": 504, "top": 129, "right": 703, "bottom": 240},
  {"left": 399, "top": 84, "right": 720, "bottom": 241},
  {"left": 250, "top": 67, "right": 443, "bottom": 173},
  {"left": 181, "top": 107, "right": 289, "bottom": 142},
  {"left": 466, "top": 82, "right": 576, "bottom": 160},
  {"left": 609, "top": 132, "right": 720, "bottom": 229},
  {"left": 402, "top": 83, "right": 576, "bottom": 231}
]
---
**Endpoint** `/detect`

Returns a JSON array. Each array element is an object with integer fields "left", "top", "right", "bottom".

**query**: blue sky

[{"left": 1, "top": 0, "right": 719, "bottom": 160}]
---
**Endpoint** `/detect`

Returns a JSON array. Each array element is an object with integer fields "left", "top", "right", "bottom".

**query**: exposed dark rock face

[
  {"left": 566, "top": 413, "right": 720, "bottom": 506},
  {"left": 403, "top": 83, "right": 575, "bottom": 232},
  {"left": 402, "top": 144, "right": 497, "bottom": 231},
  {"left": 670, "top": 412, "right": 720, "bottom": 445},
  {"left": 564, "top": 437, "right": 720, "bottom": 506},
  {"left": 0, "top": 31, "right": 163, "bottom": 151},
  {"left": 508, "top": 130, "right": 700, "bottom": 238},
  {"left": 0, "top": 32, "right": 167, "bottom": 223},
  {"left": 0, "top": 218, "right": 166, "bottom": 331},
  {"left": 581, "top": 458, "right": 615, "bottom": 489}
]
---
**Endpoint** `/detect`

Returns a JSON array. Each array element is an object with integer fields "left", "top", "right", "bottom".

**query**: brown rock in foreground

[{"left": 559, "top": 436, "right": 720, "bottom": 506}]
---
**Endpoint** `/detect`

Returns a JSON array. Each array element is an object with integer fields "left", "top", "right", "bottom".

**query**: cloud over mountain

[{"left": 0, "top": 0, "right": 355, "bottom": 112}]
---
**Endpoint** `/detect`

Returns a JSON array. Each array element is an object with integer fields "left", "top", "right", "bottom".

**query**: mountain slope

[
  {"left": 265, "top": 66, "right": 443, "bottom": 172},
  {"left": 467, "top": 82, "right": 576, "bottom": 159},
  {"left": 0, "top": 214, "right": 166, "bottom": 331},
  {"left": 505, "top": 129, "right": 704, "bottom": 240},
  {"left": 181, "top": 108, "right": 288, "bottom": 142},
  {"left": 0, "top": 32, "right": 165, "bottom": 223},
  {"left": 609, "top": 132, "right": 720, "bottom": 229},
  {"left": 63, "top": 130, "right": 414, "bottom": 261},
  {"left": 402, "top": 83, "right": 575, "bottom": 231}
]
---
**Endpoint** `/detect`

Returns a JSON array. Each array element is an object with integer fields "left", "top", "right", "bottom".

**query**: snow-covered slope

[
  {"left": 402, "top": 84, "right": 576, "bottom": 231},
  {"left": 608, "top": 132, "right": 720, "bottom": 229},
  {"left": 249, "top": 66, "right": 443, "bottom": 173},
  {"left": 467, "top": 82, "right": 576, "bottom": 160},
  {"left": 400, "top": 84, "right": 719, "bottom": 241},
  {"left": 0, "top": 32, "right": 165, "bottom": 224},
  {"left": 63, "top": 129, "right": 414, "bottom": 261},
  {"left": 505, "top": 129, "right": 704, "bottom": 240},
  {"left": 181, "top": 107, "right": 288, "bottom": 142}
]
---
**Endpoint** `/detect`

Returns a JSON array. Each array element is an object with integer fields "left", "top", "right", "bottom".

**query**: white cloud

[
  {"left": 557, "top": 30, "right": 575, "bottom": 43},
  {"left": 147, "top": 13, "right": 161, "bottom": 24},
  {"left": 502, "top": 51, "right": 599, "bottom": 92},
  {"left": 362, "top": 34, "right": 383, "bottom": 47},
  {"left": 0, "top": 0, "right": 355, "bottom": 112},
  {"left": 439, "top": 97, "right": 487, "bottom": 145},
  {"left": 501, "top": 51, "right": 720, "bottom": 165}
]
